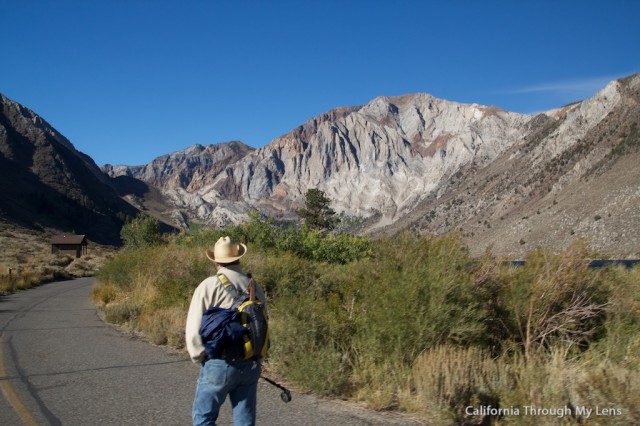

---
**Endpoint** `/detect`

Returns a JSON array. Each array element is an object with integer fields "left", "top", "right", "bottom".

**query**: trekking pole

[{"left": 261, "top": 375, "right": 292, "bottom": 402}]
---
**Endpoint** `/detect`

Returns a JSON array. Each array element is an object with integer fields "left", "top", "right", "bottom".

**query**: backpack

[{"left": 200, "top": 273, "right": 269, "bottom": 361}]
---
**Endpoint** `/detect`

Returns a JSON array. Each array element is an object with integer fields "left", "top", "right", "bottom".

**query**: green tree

[
  {"left": 120, "top": 212, "right": 162, "bottom": 248},
  {"left": 297, "top": 188, "right": 338, "bottom": 231}
]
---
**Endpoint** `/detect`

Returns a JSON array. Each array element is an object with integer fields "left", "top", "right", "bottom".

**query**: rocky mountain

[
  {"left": 105, "top": 96, "right": 532, "bottom": 227},
  {"left": 0, "top": 93, "right": 139, "bottom": 244},
  {"left": 104, "top": 74, "right": 639, "bottom": 257},
  {"left": 226, "top": 97, "right": 530, "bottom": 225},
  {"left": 103, "top": 142, "right": 254, "bottom": 228},
  {"left": 4, "top": 73, "right": 637, "bottom": 256},
  {"left": 391, "top": 74, "right": 640, "bottom": 257},
  {"left": 103, "top": 142, "right": 253, "bottom": 192}
]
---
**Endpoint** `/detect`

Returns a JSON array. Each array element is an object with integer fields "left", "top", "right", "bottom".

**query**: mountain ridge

[
  {"left": 104, "top": 74, "right": 639, "bottom": 257},
  {"left": 2, "top": 74, "right": 638, "bottom": 256},
  {"left": 0, "top": 93, "right": 139, "bottom": 244}
]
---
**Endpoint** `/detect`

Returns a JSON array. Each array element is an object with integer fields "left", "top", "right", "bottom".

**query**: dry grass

[
  {"left": 0, "top": 224, "right": 116, "bottom": 294},
  {"left": 90, "top": 245, "right": 205, "bottom": 349},
  {"left": 410, "top": 345, "right": 640, "bottom": 425},
  {"left": 137, "top": 306, "right": 186, "bottom": 347},
  {"left": 413, "top": 346, "right": 507, "bottom": 420}
]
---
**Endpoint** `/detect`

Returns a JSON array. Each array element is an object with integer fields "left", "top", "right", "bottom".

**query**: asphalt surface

[{"left": 0, "top": 277, "right": 420, "bottom": 425}]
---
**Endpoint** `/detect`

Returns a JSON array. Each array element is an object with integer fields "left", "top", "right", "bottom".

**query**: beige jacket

[{"left": 185, "top": 265, "right": 268, "bottom": 363}]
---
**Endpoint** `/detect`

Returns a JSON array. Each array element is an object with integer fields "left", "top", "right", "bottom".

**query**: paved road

[{"left": 0, "top": 278, "right": 419, "bottom": 425}]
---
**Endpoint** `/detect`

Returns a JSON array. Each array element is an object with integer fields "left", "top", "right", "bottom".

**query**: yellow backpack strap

[
  {"left": 217, "top": 273, "right": 247, "bottom": 308},
  {"left": 218, "top": 273, "right": 232, "bottom": 289}
]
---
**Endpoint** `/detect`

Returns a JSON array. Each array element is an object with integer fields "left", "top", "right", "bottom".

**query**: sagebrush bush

[
  {"left": 269, "top": 299, "right": 351, "bottom": 396},
  {"left": 260, "top": 232, "right": 495, "bottom": 406}
]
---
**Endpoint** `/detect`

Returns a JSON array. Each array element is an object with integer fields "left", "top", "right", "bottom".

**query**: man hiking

[{"left": 186, "top": 236, "right": 269, "bottom": 426}]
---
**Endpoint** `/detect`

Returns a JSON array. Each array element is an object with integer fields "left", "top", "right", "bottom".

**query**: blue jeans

[{"left": 192, "top": 358, "right": 261, "bottom": 426}]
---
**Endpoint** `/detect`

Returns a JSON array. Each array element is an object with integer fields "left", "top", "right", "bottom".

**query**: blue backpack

[{"left": 200, "top": 273, "right": 269, "bottom": 361}]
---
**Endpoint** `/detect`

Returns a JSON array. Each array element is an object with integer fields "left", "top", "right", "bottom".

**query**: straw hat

[{"left": 205, "top": 236, "right": 247, "bottom": 264}]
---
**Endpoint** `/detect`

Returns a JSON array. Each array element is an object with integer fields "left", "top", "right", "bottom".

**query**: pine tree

[{"left": 296, "top": 188, "right": 338, "bottom": 231}]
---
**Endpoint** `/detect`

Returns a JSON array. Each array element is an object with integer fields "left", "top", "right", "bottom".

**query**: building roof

[{"left": 50, "top": 234, "right": 88, "bottom": 245}]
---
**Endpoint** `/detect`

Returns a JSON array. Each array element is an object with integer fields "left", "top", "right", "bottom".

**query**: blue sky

[{"left": 1, "top": 1, "right": 639, "bottom": 166}]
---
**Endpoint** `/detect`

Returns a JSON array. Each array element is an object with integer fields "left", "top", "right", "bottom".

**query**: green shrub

[
  {"left": 247, "top": 251, "right": 319, "bottom": 297},
  {"left": 268, "top": 294, "right": 351, "bottom": 396},
  {"left": 264, "top": 232, "right": 492, "bottom": 402},
  {"left": 120, "top": 212, "right": 163, "bottom": 249},
  {"left": 297, "top": 228, "right": 373, "bottom": 264},
  {"left": 91, "top": 223, "right": 640, "bottom": 423},
  {"left": 172, "top": 214, "right": 372, "bottom": 265},
  {"left": 353, "top": 232, "right": 489, "bottom": 366},
  {"left": 173, "top": 226, "right": 224, "bottom": 248},
  {"left": 95, "top": 247, "right": 148, "bottom": 290}
]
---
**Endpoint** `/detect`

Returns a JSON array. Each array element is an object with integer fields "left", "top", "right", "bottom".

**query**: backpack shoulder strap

[
  {"left": 247, "top": 273, "right": 255, "bottom": 302},
  {"left": 217, "top": 272, "right": 248, "bottom": 309}
]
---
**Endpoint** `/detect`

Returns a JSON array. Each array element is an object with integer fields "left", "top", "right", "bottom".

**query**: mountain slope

[
  {"left": 103, "top": 141, "right": 253, "bottom": 192},
  {"left": 386, "top": 74, "right": 640, "bottom": 257},
  {"left": 122, "top": 95, "right": 533, "bottom": 227},
  {"left": 109, "top": 74, "right": 639, "bottom": 257},
  {"left": 0, "top": 93, "right": 139, "bottom": 244},
  {"left": 103, "top": 142, "right": 254, "bottom": 227}
]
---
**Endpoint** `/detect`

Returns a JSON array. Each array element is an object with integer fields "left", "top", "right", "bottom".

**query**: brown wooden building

[{"left": 51, "top": 234, "right": 88, "bottom": 258}]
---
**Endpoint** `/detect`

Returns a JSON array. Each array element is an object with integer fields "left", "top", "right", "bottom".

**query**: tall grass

[
  {"left": 0, "top": 265, "right": 71, "bottom": 293},
  {"left": 413, "top": 345, "right": 509, "bottom": 423},
  {"left": 94, "top": 244, "right": 211, "bottom": 346},
  {"left": 91, "top": 226, "right": 640, "bottom": 424}
]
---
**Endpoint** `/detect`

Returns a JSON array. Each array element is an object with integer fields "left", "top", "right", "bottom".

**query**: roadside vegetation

[
  {"left": 0, "top": 224, "right": 115, "bottom": 295},
  {"left": 91, "top": 207, "right": 640, "bottom": 425}
]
